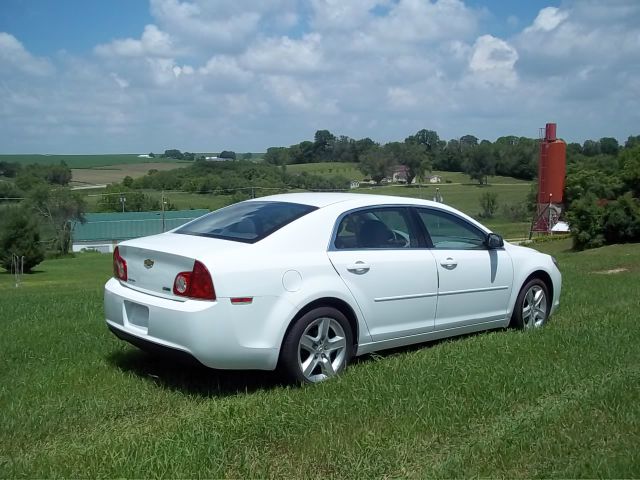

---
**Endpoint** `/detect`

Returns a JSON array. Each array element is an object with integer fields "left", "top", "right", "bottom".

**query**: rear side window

[{"left": 176, "top": 201, "right": 317, "bottom": 243}]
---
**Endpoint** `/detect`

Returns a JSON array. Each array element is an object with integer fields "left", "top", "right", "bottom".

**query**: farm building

[{"left": 72, "top": 209, "right": 209, "bottom": 253}]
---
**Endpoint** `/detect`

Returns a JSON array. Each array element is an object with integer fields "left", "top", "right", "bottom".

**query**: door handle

[
  {"left": 440, "top": 257, "right": 457, "bottom": 270},
  {"left": 347, "top": 261, "right": 370, "bottom": 274}
]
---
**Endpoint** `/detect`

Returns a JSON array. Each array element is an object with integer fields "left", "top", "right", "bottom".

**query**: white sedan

[{"left": 104, "top": 193, "right": 561, "bottom": 383}]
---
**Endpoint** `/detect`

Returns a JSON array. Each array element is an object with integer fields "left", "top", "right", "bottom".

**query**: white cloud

[
  {"left": 242, "top": 34, "right": 326, "bottom": 74},
  {"left": 524, "top": 7, "right": 569, "bottom": 33},
  {"left": 0, "top": 32, "right": 53, "bottom": 76},
  {"left": 95, "top": 25, "right": 175, "bottom": 58},
  {"left": 468, "top": 34, "right": 519, "bottom": 87}
]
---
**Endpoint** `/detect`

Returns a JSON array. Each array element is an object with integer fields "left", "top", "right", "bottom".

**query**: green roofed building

[{"left": 72, "top": 209, "right": 209, "bottom": 253}]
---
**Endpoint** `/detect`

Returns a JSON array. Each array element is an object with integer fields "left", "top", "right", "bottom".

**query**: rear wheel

[
  {"left": 511, "top": 278, "right": 550, "bottom": 329},
  {"left": 280, "top": 307, "right": 353, "bottom": 384}
]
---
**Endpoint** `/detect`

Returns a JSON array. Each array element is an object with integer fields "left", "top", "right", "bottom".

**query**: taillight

[
  {"left": 113, "top": 246, "right": 127, "bottom": 281},
  {"left": 173, "top": 260, "right": 216, "bottom": 300}
]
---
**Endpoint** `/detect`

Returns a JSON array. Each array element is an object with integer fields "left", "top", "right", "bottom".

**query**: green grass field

[{"left": 1, "top": 239, "right": 639, "bottom": 477}]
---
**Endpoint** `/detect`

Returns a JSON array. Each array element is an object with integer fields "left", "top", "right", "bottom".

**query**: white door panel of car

[
  {"left": 430, "top": 249, "right": 513, "bottom": 329},
  {"left": 329, "top": 250, "right": 438, "bottom": 340},
  {"left": 416, "top": 208, "right": 514, "bottom": 329},
  {"left": 328, "top": 207, "right": 438, "bottom": 341}
]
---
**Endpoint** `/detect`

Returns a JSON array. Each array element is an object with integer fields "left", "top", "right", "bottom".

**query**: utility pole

[{"left": 161, "top": 191, "right": 166, "bottom": 232}]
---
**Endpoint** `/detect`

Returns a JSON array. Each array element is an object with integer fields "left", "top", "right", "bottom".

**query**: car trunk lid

[{"left": 116, "top": 233, "right": 244, "bottom": 300}]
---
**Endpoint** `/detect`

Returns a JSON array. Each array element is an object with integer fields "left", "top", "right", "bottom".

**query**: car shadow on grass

[{"left": 107, "top": 348, "right": 286, "bottom": 398}]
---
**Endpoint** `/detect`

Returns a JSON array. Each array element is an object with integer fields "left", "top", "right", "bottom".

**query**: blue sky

[{"left": 0, "top": 0, "right": 637, "bottom": 153}]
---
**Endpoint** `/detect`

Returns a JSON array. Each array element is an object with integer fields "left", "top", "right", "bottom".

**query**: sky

[{"left": 0, "top": 0, "right": 639, "bottom": 154}]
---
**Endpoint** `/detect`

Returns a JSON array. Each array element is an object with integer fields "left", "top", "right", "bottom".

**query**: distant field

[
  {"left": 71, "top": 162, "right": 190, "bottom": 186},
  {"left": 287, "top": 162, "right": 363, "bottom": 179},
  {"left": 0, "top": 154, "right": 190, "bottom": 168}
]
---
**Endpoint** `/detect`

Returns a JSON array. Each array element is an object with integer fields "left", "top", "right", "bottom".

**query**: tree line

[
  {"left": 264, "top": 129, "right": 543, "bottom": 185},
  {"left": 564, "top": 135, "right": 640, "bottom": 249}
]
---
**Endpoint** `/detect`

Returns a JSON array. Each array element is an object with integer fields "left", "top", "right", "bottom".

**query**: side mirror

[{"left": 486, "top": 233, "right": 504, "bottom": 249}]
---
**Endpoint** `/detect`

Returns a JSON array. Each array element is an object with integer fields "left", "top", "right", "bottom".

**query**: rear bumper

[
  {"left": 104, "top": 278, "right": 281, "bottom": 370},
  {"left": 108, "top": 323, "right": 204, "bottom": 366}
]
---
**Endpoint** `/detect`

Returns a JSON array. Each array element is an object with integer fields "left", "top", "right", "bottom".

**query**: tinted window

[
  {"left": 417, "top": 209, "right": 486, "bottom": 249},
  {"left": 177, "top": 201, "right": 317, "bottom": 243},
  {"left": 334, "top": 207, "right": 417, "bottom": 249}
]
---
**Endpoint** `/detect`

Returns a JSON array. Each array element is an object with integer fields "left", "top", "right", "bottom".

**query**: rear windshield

[{"left": 176, "top": 201, "right": 317, "bottom": 243}]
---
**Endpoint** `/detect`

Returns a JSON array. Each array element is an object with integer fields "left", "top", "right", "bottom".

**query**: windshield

[{"left": 176, "top": 201, "right": 317, "bottom": 243}]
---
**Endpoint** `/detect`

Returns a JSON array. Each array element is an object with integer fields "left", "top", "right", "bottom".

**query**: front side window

[
  {"left": 417, "top": 209, "right": 486, "bottom": 250},
  {"left": 176, "top": 201, "right": 317, "bottom": 243},
  {"left": 334, "top": 207, "right": 417, "bottom": 249}
]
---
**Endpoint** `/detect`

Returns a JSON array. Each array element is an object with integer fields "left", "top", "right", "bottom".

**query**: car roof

[
  {"left": 250, "top": 192, "right": 491, "bottom": 233},
  {"left": 250, "top": 192, "right": 442, "bottom": 209}
]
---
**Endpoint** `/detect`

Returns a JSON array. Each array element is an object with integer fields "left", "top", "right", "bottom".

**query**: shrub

[
  {"left": 479, "top": 191, "right": 498, "bottom": 218},
  {"left": 566, "top": 194, "right": 606, "bottom": 250},
  {"left": 602, "top": 193, "right": 640, "bottom": 245}
]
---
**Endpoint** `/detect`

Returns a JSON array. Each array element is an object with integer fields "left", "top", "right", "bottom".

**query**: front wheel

[
  {"left": 279, "top": 307, "right": 354, "bottom": 384},
  {"left": 511, "top": 278, "right": 550, "bottom": 329}
]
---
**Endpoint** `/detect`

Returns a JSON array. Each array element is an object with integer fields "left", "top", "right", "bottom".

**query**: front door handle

[
  {"left": 347, "top": 261, "right": 370, "bottom": 274},
  {"left": 440, "top": 257, "right": 458, "bottom": 270}
]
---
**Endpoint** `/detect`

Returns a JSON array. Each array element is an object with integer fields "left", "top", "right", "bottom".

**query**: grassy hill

[{"left": 1, "top": 239, "right": 638, "bottom": 477}]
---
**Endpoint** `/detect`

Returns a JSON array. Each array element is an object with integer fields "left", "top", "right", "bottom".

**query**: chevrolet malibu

[{"left": 105, "top": 193, "right": 561, "bottom": 383}]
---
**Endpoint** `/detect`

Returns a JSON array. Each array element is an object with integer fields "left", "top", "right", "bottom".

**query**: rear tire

[
  {"left": 511, "top": 278, "right": 550, "bottom": 329},
  {"left": 279, "top": 307, "right": 354, "bottom": 384}
]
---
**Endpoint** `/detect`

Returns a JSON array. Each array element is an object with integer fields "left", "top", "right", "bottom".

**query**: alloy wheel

[
  {"left": 522, "top": 285, "right": 547, "bottom": 328},
  {"left": 297, "top": 317, "right": 347, "bottom": 382}
]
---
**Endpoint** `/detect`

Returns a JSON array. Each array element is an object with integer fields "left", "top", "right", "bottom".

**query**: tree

[
  {"left": 219, "top": 150, "right": 237, "bottom": 160},
  {"left": 599, "top": 137, "right": 619, "bottom": 156},
  {"left": 625, "top": 135, "right": 640, "bottom": 149},
  {"left": 0, "top": 206, "right": 45, "bottom": 272},
  {"left": 28, "top": 187, "right": 86, "bottom": 255},
  {"left": 460, "top": 135, "right": 479, "bottom": 150},
  {"left": 0, "top": 181, "right": 24, "bottom": 200},
  {"left": 582, "top": 139, "right": 601, "bottom": 157},
  {"left": 46, "top": 162, "right": 72, "bottom": 185},
  {"left": 390, "top": 142, "right": 430, "bottom": 185},
  {"left": 463, "top": 143, "right": 495, "bottom": 184},
  {"left": 354, "top": 138, "right": 377, "bottom": 160},
  {"left": 0, "top": 161, "right": 21, "bottom": 178},
  {"left": 405, "top": 129, "right": 441, "bottom": 154},
  {"left": 435, "top": 139, "right": 463, "bottom": 171},
  {"left": 620, "top": 146, "right": 640, "bottom": 196},
  {"left": 163, "top": 149, "right": 184, "bottom": 159},
  {"left": 359, "top": 146, "right": 394, "bottom": 184},
  {"left": 148, "top": 152, "right": 155, "bottom": 158},
  {"left": 264, "top": 147, "right": 290, "bottom": 166},
  {"left": 313, "top": 129, "right": 336, "bottom": 161}
]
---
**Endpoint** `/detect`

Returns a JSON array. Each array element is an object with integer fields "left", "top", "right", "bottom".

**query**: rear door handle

[
  {"left": 347, "top": 261, "right": 370, "bottom": 274},
  {"left": 440, "top": 257, "right": 457, "bottom": 270}
]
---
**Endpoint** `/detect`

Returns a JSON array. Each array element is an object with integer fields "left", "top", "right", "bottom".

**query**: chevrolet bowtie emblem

[{"left": 144, "top": 259, "right": 154, "bottom": 269}]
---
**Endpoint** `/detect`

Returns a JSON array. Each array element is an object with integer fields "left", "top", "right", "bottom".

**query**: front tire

[
  {"left": 280, "top": 307, "right": 354, "bottom": 384},
  {"left": 511, "top": 278, "right": 550, "bottom": 329}
]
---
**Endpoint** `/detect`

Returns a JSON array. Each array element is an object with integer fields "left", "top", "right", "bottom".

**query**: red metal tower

[{"left": 531, "top": 123, "right": 566, "bottom": 234}]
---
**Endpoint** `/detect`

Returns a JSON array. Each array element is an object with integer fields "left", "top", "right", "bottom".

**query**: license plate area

[{"left": 124, "top": 301, "right": 149, "bottom": 331}]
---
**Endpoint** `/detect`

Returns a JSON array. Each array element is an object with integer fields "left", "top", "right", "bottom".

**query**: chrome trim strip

[
  {"left": 374, "top": 292, "right": 437, "bottom": 302},
  {"left": 438, "top": 285, "right": 509, "bottom": 296}
]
